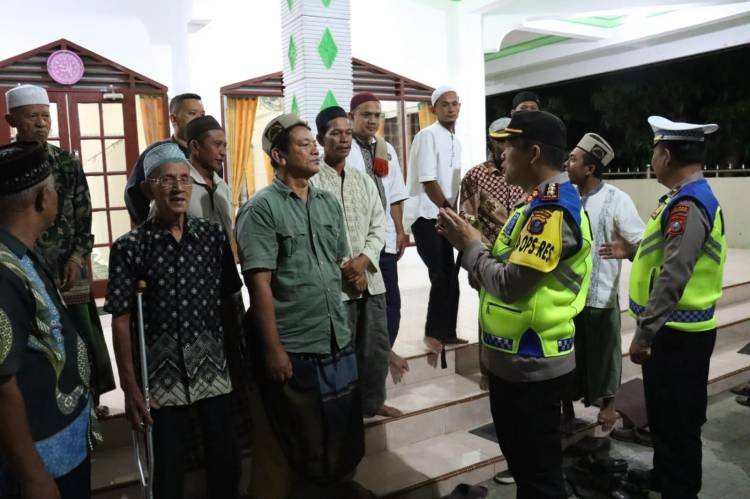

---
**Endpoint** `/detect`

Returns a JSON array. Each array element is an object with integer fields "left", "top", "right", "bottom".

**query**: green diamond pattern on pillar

[
  {"left": 318, "top": 28, "right": 338, "bottom": 70},
  {"left": 287, "top": 0, "right": 294, "bottom": 11},
  {"left": 320, "top": 90, "right": 338, "bottom": 110},
  {"left": 321, "top": 0, "right": 332, "bottom": 7},
  {"left": 291, "top": 95, "right": 300, "bottom": 116},
  {"left": 288, "top": 35, "right": 297, "bottom": 71}
]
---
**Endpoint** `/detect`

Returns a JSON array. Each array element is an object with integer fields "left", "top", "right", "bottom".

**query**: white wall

[
  {"left": 4, "top": 0, "right": 192, "bottom": 95},
  {"left": 609, "top": 177, "right": 750, "bottom": 249},
  {"left": 187, "top": 0, "right": 282, "bottom": 118},
  {"left": 4, "top": 0, "right": 486, "bottom": 166},
  {"left": 351, "top": 0, "right": 487, "bottom": 172}
]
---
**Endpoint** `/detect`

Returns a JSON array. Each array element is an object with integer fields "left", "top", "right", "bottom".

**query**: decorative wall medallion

[{"left": 47, "top": 50, "right": 85, "bottom": 85}]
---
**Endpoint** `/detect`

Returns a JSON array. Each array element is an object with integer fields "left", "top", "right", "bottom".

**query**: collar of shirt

[
  {"left": 535, "top": 171, "right": 570, "bottom": 193},
  {"left": 354, "top": 135, "right": 376, "bottom": 148},
  {"left": 319, "top": 159, "right": 348, "bottom": 178},
  {"left": 271, "top": 175, "right": 322, "bottom": 200},
  {"left": 143, "top": 216, "right": 201, "bottom": 243},
  {"left": 0, "top": 227, "right": 28, "bottom": 258},
  {"left": 669, "top": 171, "right": 705, "bottom": 196},
  {"left": 482, "top": 160, "right": 504, "bottom": 176},
  {"left": 170, "top": 136, "right": 190, "bottom": 157},
  {"left": 580, "top": 179, "right": 606, "bottom": 205},
  {"left": 188, "top": 161, "right": 222, "bottom": 188}
]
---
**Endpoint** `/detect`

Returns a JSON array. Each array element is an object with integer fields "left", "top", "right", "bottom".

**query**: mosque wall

[
  {"left": 5, "top": 0, "right": 488, "bottom": 173},
  {"left": 609, "top": 177, "right": 750, "bottom": 249}
]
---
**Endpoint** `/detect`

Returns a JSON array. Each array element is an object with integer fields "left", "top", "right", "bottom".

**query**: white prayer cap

[
  {"left": 488, "top": 117, "right": 511, "bottom": 135},
  {"left": 576, "top": 133, "right": 615, "bottom": 167},
  {"left": 431, "top": 86, "right": 458, "bottom": 106},
  {"left": 5, "top": 84, "right": 50, "bottom": 110},
  {"left": 143, "top": 142, "right": 188, "bottom": 179},
  {"left": 648, "top": 116, "right": 718, "bottom": 145}
]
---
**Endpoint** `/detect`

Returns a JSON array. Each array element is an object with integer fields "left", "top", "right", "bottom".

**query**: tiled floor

[{"left": 479, "top": 391, "right": 750, "bottom": 499}]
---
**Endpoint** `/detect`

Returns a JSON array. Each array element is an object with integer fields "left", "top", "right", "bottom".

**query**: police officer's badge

[{"left": 541, "top": 183, "right": 559, "bottom": 201}]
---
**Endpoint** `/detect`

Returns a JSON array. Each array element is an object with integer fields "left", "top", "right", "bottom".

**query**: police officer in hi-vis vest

[
  {"left": 618, "top": 116, "right": 725, "bottom": 499},
  {"left": 438, "top": 111, "right": 592, "bottom": 499}
]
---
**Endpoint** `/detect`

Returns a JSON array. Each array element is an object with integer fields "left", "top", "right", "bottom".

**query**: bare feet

[
  {"left": 424, "top": 337, "right": 443, "bottom": 368},
  {"left": 389, "top": 351, "right": 410, "bottom": 384},
  {"left": 423, "top": 336, "right": 443, "bottom": 354},
  {"left": 372, "top": 404, "right": 403, "bottom": 418},
  {"left": 598, "top": 398, "right": 618, "bottom": 431}
]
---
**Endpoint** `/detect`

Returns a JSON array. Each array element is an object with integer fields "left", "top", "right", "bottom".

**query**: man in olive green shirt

[{"left": 235, "top": 114, "right": 364, "bottom": 499}]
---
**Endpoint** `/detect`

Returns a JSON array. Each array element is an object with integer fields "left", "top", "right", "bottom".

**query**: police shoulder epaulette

[{"left": 540, "top": 183, "right": 560, "bottom": 202}]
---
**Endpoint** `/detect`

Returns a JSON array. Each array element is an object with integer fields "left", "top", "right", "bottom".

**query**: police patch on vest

[
  {"left": 509, "top": 208, "right": 563, "bottom": 272},
  {"left": 666, "top": 204, "right": 690, "bottom": 237},
  {"left": 528, "top": 209, "right": 552, "bottom": 235},
  {"left": 503, "top": 211, "right": 522, "bottom": 236}
]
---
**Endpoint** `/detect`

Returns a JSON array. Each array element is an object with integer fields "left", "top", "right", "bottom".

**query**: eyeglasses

[{"left": 149, "top": 176, "right": 193, "bottom": 189}]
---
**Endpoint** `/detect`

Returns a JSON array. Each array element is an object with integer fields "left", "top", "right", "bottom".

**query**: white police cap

[{"left": 648, "top": 116, "right": 718, "bottom": 145}]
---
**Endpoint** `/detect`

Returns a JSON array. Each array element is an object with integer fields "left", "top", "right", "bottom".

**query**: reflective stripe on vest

[
  {"left": 480, "top": 183, "right": 593, "bottom": 358},
  {"left": 628, "top": 179, "right": 726, "bottom": 332}
]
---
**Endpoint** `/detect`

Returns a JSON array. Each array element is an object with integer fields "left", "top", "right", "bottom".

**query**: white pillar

[{"left": 281, "top": 0, "right": 353, "bottom": 134}]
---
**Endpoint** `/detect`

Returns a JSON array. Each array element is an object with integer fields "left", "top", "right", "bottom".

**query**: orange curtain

[
  {"left": 227, "top": 96, "right": 258, "bottom": 206},
  {"left": 139, "top": 95, "right": 168, "bottom": 145},
  {"left": 417, "top": 102, "right": 437, "bottom": 129}
]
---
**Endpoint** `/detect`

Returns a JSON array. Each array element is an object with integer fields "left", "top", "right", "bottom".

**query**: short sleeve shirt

[
  {"left": 104, "top": 217, "right": 241, "bottom": 407},
  {"left": 235, "top": 177, "right": 352, "bottom": 354}
]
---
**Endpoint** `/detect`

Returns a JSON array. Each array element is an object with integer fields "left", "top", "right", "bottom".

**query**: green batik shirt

[{"left": 35, "top": 144, "right": 94, "bottom": 286}]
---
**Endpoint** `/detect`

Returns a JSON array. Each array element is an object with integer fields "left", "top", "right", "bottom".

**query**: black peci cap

[
  {"left": 511, "top": 91, "right": 541, "bottom": 109},
  {"left": 0, "top": 142, "right": 51, "bottom": 195}
]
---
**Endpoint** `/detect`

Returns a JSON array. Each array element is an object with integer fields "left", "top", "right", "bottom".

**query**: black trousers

[
  {"left": 152, "top": 394, "right": 240, "bottom": 499},
  {"left": 411, "top": 217, "right": 460, "bottom": 341},
  {"left": 642, "top": 326, "right": 716, "bottom": 499},
  {"left": 1, "top": 456, "right": 90, "bottom": 499},
  {"left": 489, "top": 371, "right": 571, "bottom": 499},
  {"left": 379, "top": 251, "right": 401, "bottom": 346}
]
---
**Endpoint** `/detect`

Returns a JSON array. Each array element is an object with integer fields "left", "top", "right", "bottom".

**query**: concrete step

[{"left": 367, "top": 372, "right": 490, "bottom": 455}]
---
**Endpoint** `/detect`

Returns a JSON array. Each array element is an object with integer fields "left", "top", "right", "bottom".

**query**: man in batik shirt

[{"left": 4, "top": 84, "right": 114, "bottom": 412}]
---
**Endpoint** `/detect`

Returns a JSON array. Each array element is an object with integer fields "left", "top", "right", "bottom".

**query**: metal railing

[{"left": 604, "top": 164, "right": 750, "bottom": 179}]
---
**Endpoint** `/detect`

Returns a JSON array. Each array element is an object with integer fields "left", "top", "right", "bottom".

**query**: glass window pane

[
  {"left": 104, "top": 139, "right": 127, "bottom": 172},
  {"left": 109, "top": 210, "right": 131, "bottom": 240},
  {"left": 107, "top": 175, "right": 127, "bottom": 208},
  {"left": 91, "top": 246, "right": 110, "bottom": 281},
  {"left": 92, "top": 211, "right": 109, "bottom": 246},
  {"left": 379, "top": 100, "right": 404, "bottom": 167},
  {"left": 80, "top": 139, "right": 104, "bottom": 173},
  {"left": 78, "top": 103, "right": 101, "bottom": 137},
  {"left": 102, "top": 103, "right": 124, "bottom": 136},
  {"left": 48, "top": 140, "right": 61, "bottom": 148},
  {"left": 404, "top": 101, "right": 433, "bottom": 167},
  {"left": 88, "top": 176, "right": 106, "bottom": 210}
]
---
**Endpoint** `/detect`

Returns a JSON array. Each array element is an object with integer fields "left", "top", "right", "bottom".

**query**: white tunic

[
  {"left": 403, "top": 122, "right": 462, "bottom": 229},
  {"left": 347, "top": 139, "right": 409, "bottom": 254},
  {"left": 582, "top": 182, "right": 645, "bottom": 308}
]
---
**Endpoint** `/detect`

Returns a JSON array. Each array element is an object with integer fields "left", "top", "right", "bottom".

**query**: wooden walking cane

[{"left": 131, "top": 280, "right": 155, "bottom": 499}]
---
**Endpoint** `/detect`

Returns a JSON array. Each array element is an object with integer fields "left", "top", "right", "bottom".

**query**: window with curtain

[
  {"left": 135, "top": 94, "right": 168, "bottom": 153},
  {"left": 225, "top": 95, "right": 284, "bottom": 206}
]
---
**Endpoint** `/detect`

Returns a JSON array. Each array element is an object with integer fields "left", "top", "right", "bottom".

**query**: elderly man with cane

[{"left": 105, "top": 143, "right": 243, "bottom": 499}]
